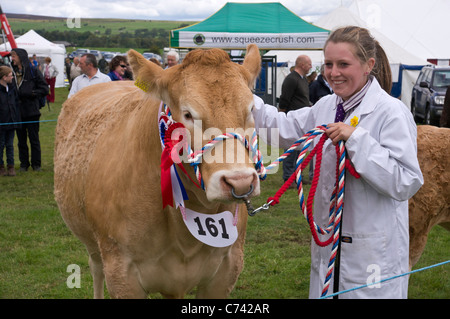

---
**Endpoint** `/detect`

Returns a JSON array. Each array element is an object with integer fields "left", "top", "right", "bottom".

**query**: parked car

[
  {"left": 411, "top": 65, "right": 450, "bottom": 125},
  {"left": 143, "top": 52, "right": 163, "bottom": 64},
  {"left": 102, "top": 52, "right": 116, "bottom": 63},
  {"left": 89, "top": 50, "right": 102, "bottom": 60},
  {"left": 71, "top": 48, "right": 90, "bottom": 58}
]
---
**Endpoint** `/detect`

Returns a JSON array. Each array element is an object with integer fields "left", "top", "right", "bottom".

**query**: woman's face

[
  {"left": 115, "top": 62, "right": 126, "bottom": 76},
  {"left": 324, "top": 41, "right": 374, "bottom": 101}
]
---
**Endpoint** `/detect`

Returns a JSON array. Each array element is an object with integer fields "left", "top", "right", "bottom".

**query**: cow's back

[
  {"left": 413, "top": 125, "right": 450, "bottom": 213},
  {"left": 54, "top": 81, "right": 160, "bottom": 236},
  {"left": 55, "top": 81, "right": 148, "bottom": 177},
  {"left": 409, "top": 125, "right": 450, "bottom": 268}
]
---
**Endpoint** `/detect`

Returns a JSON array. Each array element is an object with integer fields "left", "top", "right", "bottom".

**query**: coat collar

[{"left": 331, "top": 77, "right": 384, "bottom": 122}]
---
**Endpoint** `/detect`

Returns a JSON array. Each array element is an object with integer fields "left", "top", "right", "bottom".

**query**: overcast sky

[{"left": 2, "top": 0, "right": 354, "bottom": 21}]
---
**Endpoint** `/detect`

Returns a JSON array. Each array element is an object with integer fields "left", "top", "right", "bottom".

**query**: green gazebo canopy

[{"left": 170, "top": 2, "right": 329, "bottom": 49}]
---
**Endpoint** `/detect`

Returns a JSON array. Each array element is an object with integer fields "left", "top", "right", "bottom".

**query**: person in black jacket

[
  {"left": 0, "top": 66, "right": 20, "bottom": 176},
  {"left": 279, "top": 55, "right": 312, "bottom": 186},
  {"left": 309, "top": 65, "right": 333, "bottom": 104},
  {"left": 10, "top": 48, "right": 49, "bottom": 172}
]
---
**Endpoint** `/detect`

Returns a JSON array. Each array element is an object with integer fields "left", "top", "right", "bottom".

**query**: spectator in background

[
  {"left": 31, "top": 54, "right": 39, "bottom": 69},
  {"left": 0, "top": 66, "right": 20, "bottom": 176},
  {"left": 307, "top": 70, "right": 317, "bottom": 84},
  {"left": 149, "top": 57, "right": 162, "bottom": 68},
  {"left": 107, "top": 55, "right": 128, "bottom": 81},
  {"left": 42, "top": 56, "right": 59, "bottom": 105},
  {"left": 65, "top": 57, "right": 71, "bottom": 90},
  {"left": 68, "top": 53, "right": 111, "bottom": 98},
  {"left": 309, "top": 64, "right": 333, "bottom": 104},
  {"left": 10, "top": 48, "right": 48, "bottom": 172},
  {"left": 123, "top": 62, "right": 133, "bottom": 81},
  {"left": 70, "top": 57, "right": 82, "bottom": 87},
  {"left": 278, "top": 54, "right": 312, "bottom": 186},
  {"left": 98, "top": 55, "right": 109, "bottom": 74},
  {"left": 166, "top": 50, "right": 179, "bottom": 68}
]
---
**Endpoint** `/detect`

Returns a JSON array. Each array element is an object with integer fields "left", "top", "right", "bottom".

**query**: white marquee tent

[
  {"left": 0, "top": 30, "right": 66, "bottom": 88},
  {"left": 348, "top": 0, "right": 450, "bottom": 63},
  {"left": 266, "top": 6, "right": 429, "bottom": 106},
  {"left": 314, "top": 6, "right": 427, "bottom": 106}
]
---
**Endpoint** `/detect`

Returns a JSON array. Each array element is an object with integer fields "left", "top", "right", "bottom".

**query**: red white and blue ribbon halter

[{"left": 158, "top": 102, "right": 266, "bottom": 209}]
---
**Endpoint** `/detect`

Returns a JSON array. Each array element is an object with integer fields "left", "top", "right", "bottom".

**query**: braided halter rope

[
  {"left": 159, "top": 103, "right": 360, "bottom": 297},
  {"left": 187, "top": 130, "right": 265, "bottom": 187}
]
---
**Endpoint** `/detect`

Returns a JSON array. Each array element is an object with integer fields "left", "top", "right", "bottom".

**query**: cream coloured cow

[
  {"left": 409, "top": 125, "right": 450, "bottom": 269},
  {"left": 54, "top": 45, "right": 261, "bottom": 298}
]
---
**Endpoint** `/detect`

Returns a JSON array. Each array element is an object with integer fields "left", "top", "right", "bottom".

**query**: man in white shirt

[
  {"left": 165, "top": 50, "right": 179, "bottom": 69},
  {"left": 68, "top": 53, "right": 111, "bottom": 98}
]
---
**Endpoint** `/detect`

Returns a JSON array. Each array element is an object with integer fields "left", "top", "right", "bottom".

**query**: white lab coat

[{"left": 252, "top": 78, "right": 424, "bottom": 299}]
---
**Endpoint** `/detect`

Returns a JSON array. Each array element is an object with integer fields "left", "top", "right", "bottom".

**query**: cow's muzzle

[{"left": 205, "top": 169, "right": 260, "bottom": 203}]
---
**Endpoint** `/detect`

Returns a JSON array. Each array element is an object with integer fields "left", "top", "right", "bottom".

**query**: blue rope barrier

[
  {"left": 0, "top": 119, "right": 58, "bottom": 126},
  {"left": 319, "top": 259, "right": 450, "bottom": 299}
]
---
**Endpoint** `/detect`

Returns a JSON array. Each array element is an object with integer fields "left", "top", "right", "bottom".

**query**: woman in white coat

[{"left": 252, "top": 26, "right": 424, "bottom": 298}]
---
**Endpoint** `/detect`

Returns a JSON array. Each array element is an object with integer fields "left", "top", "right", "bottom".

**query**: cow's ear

[
  {"left": 127, "top": 49, "right": 165, "bottom": 96},
  {"left": 242, "top": 44, "right": 261, "bottom": 89}
]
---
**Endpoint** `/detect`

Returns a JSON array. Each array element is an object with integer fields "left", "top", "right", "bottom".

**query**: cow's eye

[{"left": 183, "top": 111, "right": 193, "bottom": 121}]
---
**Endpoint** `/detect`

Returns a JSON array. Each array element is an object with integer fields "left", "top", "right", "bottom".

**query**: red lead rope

[{"left": 267, "top": 133, "right": 360, "bottom": 247}]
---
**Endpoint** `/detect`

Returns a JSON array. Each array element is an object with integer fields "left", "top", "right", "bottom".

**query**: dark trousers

[
  {"left": 282, "top": 149, "right": 300, "bottom": 181},
  {"left": 16, "top": 116, "right": 41, "bottom": 169},
  {"left": 0, "top": 129, "right": 15, "bottom": 166}
]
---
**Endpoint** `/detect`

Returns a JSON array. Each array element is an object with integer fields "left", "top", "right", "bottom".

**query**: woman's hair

[
  {"left": 149, "top": 58, "right": 162, "bottom": 68},
  {"left": 109, "top": 55, "right": 127, "bottom": 71},
  {"left": 325, "top": 26, "right": 392, "bottom": 93},
  {"left": 0, "top": 65, "right": 12, "bottom": 79}
]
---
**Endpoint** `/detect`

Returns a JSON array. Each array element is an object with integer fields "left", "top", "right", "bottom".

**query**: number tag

[{"left": 183, "top": 208, "right": 238, "bottom": 248}]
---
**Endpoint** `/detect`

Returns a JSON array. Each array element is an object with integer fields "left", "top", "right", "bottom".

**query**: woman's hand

[{"left": 326, "top": 122, "right": 356, "bottom": 145}]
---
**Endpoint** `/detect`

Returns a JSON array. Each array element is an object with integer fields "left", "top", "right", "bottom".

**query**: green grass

[
  {"left": 0, "top": 87, "right": 448, "bottom": 299},
  {"left": 9, "top": 18, "right": 195, "bottom": 36}
]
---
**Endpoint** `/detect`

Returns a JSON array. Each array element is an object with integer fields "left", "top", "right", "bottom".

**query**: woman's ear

[{"left": 367, "top": 57, "right": 376, "bottom": 74}]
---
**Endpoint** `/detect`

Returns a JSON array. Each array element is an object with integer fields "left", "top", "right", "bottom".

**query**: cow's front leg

[
  {"left": 196, "top": 251, "right": 243, "bottom": 298},
  {"left": 99, "top": 239, "right": 148, "bottom": 299}
]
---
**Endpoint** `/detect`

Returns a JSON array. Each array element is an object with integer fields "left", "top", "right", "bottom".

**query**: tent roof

[
  {"left": 348, "top": 0, "right": 450, "bottom": 61},
  {"left": 170, "top": 2, "right": 329, "bottom": 49},
  {"left": 314, "top": 7, "right": 427, "bottom": 65},
  {"left": 180, "top": 2, "right": 328, "bottom": 33},
  {"left": 0, "top": 29, "right": 65, "bottom": 55}
]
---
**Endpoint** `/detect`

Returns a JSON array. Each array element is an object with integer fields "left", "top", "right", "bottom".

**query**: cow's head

[{"left": 128, "top": 45, "right": 262, "bottom": 203}]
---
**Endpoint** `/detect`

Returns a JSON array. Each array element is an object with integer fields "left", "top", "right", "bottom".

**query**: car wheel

[
  {"left": 424, "top": 107, "right": 431, "bottom": 125},
  {"left": 411, "top": 100, "right": 421, "bottom": 122}
]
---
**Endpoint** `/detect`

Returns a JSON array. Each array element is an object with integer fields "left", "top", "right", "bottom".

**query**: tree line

[{"left": 16, "top": 26, "right": 190, "bottom": 54}]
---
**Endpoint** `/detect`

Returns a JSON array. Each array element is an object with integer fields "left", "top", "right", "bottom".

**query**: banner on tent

[{"left": 172, "top": 31, "right": 328, "bottom": 49}]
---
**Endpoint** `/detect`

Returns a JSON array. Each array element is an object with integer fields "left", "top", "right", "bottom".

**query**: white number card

[{"left": 182, "top": 208, "right": 238, "bottom": 248}]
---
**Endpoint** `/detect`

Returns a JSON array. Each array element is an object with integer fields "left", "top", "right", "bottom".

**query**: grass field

[{"left": 0, "top": 87, "right": 448, "bottom": 299}]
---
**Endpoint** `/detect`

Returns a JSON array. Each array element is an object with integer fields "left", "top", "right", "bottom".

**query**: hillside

[{"left": 6, "top": 13, "right": 196, "bottom": 52}]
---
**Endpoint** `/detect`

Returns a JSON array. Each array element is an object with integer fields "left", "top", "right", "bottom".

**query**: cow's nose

[
  {"left": 223, "top": 172, "right": 257, "bottom": 198},
  {"left": 205, "top": 169, "right": 260, "bottom": 202}
]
